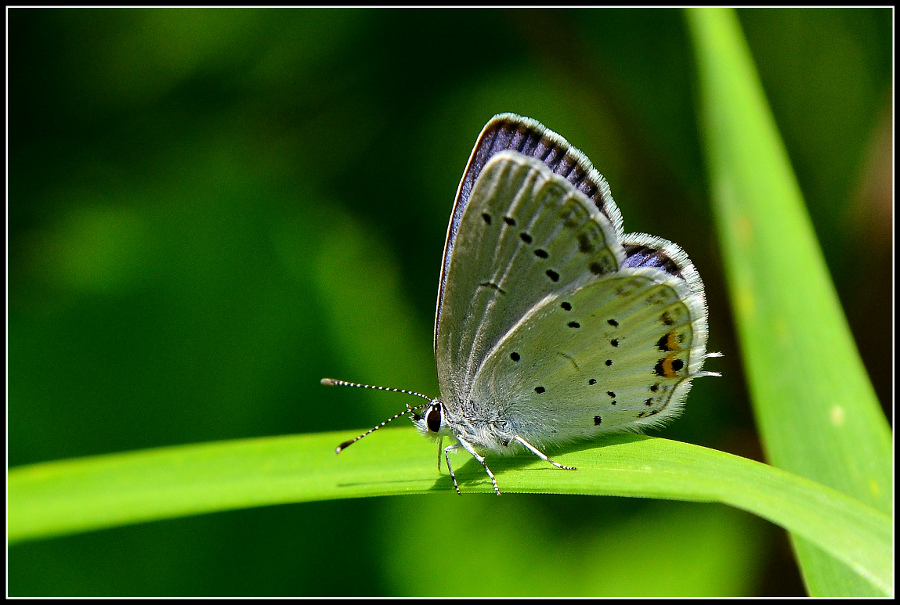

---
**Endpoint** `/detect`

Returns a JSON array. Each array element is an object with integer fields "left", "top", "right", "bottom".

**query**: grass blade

[
  {"left": 685, "top": 8, "right": 892, "bottom": 596},
  {"left": 8, "top": 430, "right": 891, "bottom": 594}
]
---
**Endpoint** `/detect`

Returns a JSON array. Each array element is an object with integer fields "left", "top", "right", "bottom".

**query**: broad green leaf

[
  {"left": 8, "top": 430, "right": 891, "bottom": 594},
  {"left": 685, "top": 8, "right": 892, "bottom": 596}
]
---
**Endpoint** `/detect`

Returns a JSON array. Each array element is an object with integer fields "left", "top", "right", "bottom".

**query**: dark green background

[{"left": 8, "top": 8, "right": 892, "bottom": 596}]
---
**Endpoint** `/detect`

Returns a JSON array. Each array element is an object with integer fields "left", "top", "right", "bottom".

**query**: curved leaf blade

[
  {"left": 8, "top": 430, "right": 891, "bottom": 594},
  {"left": 685, "top": 8, "right": 892, "bottom": 596}
]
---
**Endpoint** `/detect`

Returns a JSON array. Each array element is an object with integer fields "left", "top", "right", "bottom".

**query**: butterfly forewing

[
  {"left": 435, "top": 114, "right": 624, "bottom": 353},
  {"left": 435, "top": 151, "right": 623, "bottom": 416}
]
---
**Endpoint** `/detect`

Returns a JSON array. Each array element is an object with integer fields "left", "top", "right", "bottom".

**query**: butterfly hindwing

[{"left": 471, "top": 266, "right": 705, "bottom": 448}]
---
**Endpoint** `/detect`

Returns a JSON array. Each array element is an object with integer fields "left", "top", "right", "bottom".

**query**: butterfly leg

[
  {"left": 513, "top": 436, "right": 577, "bottom": 471},
  {"left": 455, "top": 436, "right": 501, "bottom": 496},
  {"left": 436, "top": 436, "right": 443, "bottom": 472},
  {"left": 442, "top": 442, "right": 461, "bottom": 495}
]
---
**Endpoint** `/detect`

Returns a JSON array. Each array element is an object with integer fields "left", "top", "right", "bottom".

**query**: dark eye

[{"left": 426, "top": 407, "right": 442, "bottom": 433}]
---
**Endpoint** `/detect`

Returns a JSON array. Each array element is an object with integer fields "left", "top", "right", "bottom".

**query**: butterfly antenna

[{"left": 321, "top": 378, "right": 434, "bottom": 453}]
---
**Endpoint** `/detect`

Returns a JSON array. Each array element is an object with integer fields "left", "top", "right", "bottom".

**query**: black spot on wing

[
  {"left": 577, "top": 232, "right": 594, "bottom": 253},
  {"left": 656, "top": 332, "right": 679, "bottom": 351},
  {"left": 589, "top": 262, "right": 608, "bottom": 276},
  {"left": 654, "top": 356, "right": 685, "bottom": 377}
]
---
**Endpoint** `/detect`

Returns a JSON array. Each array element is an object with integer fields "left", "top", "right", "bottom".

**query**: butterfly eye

[{"left": 426, "top": 407, "right": 442, "bottom": 433}]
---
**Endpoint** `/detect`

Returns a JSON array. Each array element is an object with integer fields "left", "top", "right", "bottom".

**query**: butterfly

[{"left": 323, "top": 113, "right": 720, "bottom": 495}]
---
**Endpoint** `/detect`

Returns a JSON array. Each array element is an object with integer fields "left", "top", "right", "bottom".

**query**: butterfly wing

[
  {"left": 434, "top": 115, "right": 712, "bottom": 452},
  {"left": 435, "top": 113, "right": 624, "bottom": 354},
  {"left": 470, "top": 236, "right": 711, "bottom": 449},
  {"left": 434, "top": 150, "right": 625, "bottom": 412}
]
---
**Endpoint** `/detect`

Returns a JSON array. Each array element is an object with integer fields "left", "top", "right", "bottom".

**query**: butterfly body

[{"left": 327, "top": 113, "right": 719, "bottom": 495}]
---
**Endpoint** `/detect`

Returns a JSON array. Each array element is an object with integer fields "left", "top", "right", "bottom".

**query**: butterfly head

[{"left": 410, "top": 399, "right": 453, "bottom": 441}]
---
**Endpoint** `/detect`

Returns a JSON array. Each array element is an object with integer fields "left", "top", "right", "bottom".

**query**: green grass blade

[
  {"left": 8, "top": 430, "right": 891, "bottom": 594},
  {"left": 685, "top": 8, "right": 892, "bottom": 596}
]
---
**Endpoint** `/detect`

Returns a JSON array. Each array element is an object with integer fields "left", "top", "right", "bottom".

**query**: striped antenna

[{"left": 321, "top": 378, "right": 434, "bottom": 453}]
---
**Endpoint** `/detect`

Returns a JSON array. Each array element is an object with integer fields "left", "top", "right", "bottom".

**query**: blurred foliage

[{"left": 8, "top": 7, "right": 891, "bottom": 596}]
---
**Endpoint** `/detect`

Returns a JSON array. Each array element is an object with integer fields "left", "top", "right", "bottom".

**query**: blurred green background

[{"left": 8, "top": 8, "right": 891, "bottom": 596}]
